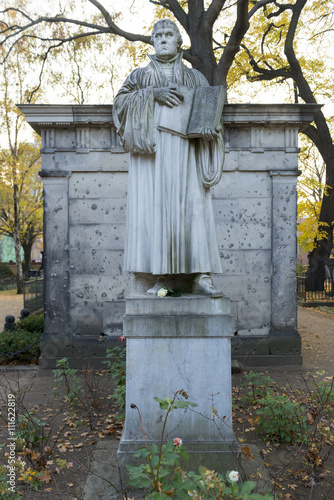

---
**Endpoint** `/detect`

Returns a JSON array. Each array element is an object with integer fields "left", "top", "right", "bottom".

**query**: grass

[
  {"left": 0, "top": 288, "right": 19, "bottom": 296},
  {"left": 320, "top": 306, "right": 334, "bottom": 313}
]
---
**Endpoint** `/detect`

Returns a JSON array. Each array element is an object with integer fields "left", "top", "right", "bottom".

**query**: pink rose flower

[
  {"left": 119, "top": 335, "right": 125, "bottom": 342},
  {"left": 173, "top": 437, "right": 182, "bottom": 447}
]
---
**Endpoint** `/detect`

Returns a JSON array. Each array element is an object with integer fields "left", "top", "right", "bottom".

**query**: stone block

[
  {"left": 90, "top": 128, "right": 113, "bottom": 149},
  {"left": 124, "top": 294, "right": 234, "bottom": 338},
  {"left": 216, "top": 274, "right": 271, "bottom": 300},
  {"left": 214, "top": 197, "right": 271, "bottom": 224},
  {"left": 69, "top": 222, "right": 125, "bottom": 250},
  {"left": 221, "top": 150, "right": 239, "bottom": 171},
  {"left": 260, "top": 127, "right": 285, "bottom": 148},
  {"left": 237, "top": 300, "right": 271, "bottom": 336},
  {"left": 69, "top": 274, "right": 131, "bottom": 303},
  {"left": 269, "top": 330, "right": 302, "bottom": 355},
  {"left": 55, "top": 129, "right": 76, "bottom": 149},
  {"left": 69, "top": 172, "right": 128, "bottom": 199},
  {"left": 220, "top": 249, "right": 271, "bottom": 276},
  {"left": 54, "top": 151, "right": 129, "bottom": 172},
  {"left": 216, "top": 221, "right": 271, "bottom": 250},
  {"left": 69, "top": 198, "right": 126, "bottom": 225},
  {"left": 103, "top": 300, "right": 126, "bottom": 335},
  {"left": 69, "top": 249, "right": 124, "bottom": 276},
  {"left": 228, "top": 127, "right": 250, "bottom": 148},
  {"left": 212, "top": 171, "right": 272, "bottom": 198},
  {"left": 69, "top": 300, "right": 104, "bottom": 335},
  {"left": 120, "top": 335, "right": 235, "bottom": 443},
  {"left": 125, "top": 293, "right": 231, "bottom": 315},
  {"left": 238, "top": 150, "right": 286, "bottom": 171}
]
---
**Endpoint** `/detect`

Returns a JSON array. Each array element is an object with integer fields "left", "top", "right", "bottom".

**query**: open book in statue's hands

[{"left": 156, "top": 84, "right": 226, "bottom": 139}]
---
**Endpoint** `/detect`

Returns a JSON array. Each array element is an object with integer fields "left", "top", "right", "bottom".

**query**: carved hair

[{"left": 151, "top": 19, "right": 183, "bottom": 48}]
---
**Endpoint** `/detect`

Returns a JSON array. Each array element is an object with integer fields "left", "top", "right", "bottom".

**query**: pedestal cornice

[{"left": 18, "top": 103, "right": 322, "bottom": 135}]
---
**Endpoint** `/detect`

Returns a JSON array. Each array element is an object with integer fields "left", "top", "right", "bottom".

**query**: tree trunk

[
  {"left": 306, "top": 159, "right": 334, "bottom": 290},
  {"left": 13, "top": 183, "right": 23, "bottom": 294},
  {"left": 303, "top": 118, "right": 334, "bottom": 290},
  {"left": 22, "top": 240, "right": 33, "bottom": 274}
]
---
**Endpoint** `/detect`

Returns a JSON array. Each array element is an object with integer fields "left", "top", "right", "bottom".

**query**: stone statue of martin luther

[{"left": 113, "top": 19, "right": 225, "bottom": 297}]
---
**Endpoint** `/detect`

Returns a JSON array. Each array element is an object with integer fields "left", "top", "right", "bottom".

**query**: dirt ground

[
  {"left": 298, "top": 306, "right": 334, "bottom": 376},
  {"left": 0, "top": 293, "right": 24, "bottom": 330},
  {"left": 0, "top": 302, "right": 333, "bottom": 499}
]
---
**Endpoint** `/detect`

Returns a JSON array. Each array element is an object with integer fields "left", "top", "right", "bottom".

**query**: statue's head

[{"left": 151, "top": 19, "right": 183, "bottom": 59}]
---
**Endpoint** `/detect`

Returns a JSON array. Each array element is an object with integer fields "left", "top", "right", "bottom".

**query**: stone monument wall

[{"left": 20, "top": 103, "right": 320, "bottom": 367}]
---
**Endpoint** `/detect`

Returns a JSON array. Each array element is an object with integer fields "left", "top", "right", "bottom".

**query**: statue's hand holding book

[
  {"left": 156, "top": 85, "right": 226, "bottom": 139},
  {"left": 153, "top": 87, "right": 184, "bottom": 108}
]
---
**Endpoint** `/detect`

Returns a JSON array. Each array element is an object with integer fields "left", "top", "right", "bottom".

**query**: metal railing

[
  {"left": 297, "top": 274, "right": 334, "bottom": 304},
  {"left": 23, "top": 277, "right": 44, "bottom": 312}
]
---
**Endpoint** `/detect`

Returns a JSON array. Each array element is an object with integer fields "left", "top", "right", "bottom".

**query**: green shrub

[
  {"left": 0, "top": 315, "right": 43, "bottom": 364},
  {"left": 241, "top": 371, "right": 275, "bottom": 405},
  {"left": 53, "top": 358, "right": 83, "bottom": 406},
  {"left": 16, "top": 412, "right": 47, "bottom": 447},
  {"left": 128, "top": 393, "right": 273, "bottom": 499},
  {"left": 0, "top": 262, "right": 14, "bottom": 277},
  {"left": 16, "top": 314, "right": 44, "bottom": 333},
  {"left": 256, "top": 393, "right": 307, "bottom": 444}
]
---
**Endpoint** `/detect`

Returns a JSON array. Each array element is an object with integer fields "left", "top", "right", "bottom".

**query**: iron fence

[
  {"left": 297, "top": 274, "right": 334, "bottom": 304},
  {"left": 23, "top": 277, "right": 44, "bottom": 312}
]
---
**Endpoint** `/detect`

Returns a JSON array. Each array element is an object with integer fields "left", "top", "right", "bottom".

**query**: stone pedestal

[{"left": 118, "top": 293, "right": 237, "bottom": 478}]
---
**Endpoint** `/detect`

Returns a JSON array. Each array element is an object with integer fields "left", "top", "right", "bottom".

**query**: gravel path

[
  {"left": 298, "top": 305, "right": 334, "bottom": 376},
  {"left": 0, "top": 293, "right": 24, "bottom": 330}
]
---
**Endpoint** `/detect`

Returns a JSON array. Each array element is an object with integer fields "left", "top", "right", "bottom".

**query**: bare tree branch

[
  {"left": 87, "top": 0, "right": 151, "bottom": 43},
  {"left": 149, "top": 0, "right": 188, "bottom": 30},
  {"left": 0, "top": 7, "right": 33, "bottom": 22},
  {"left": 267, "top": 2, "right": 294, "bottom": 18},
  {"left": 214, "top": 0, "right": 249, "bottom": 86},
  {"left": 0, "top": 14, "right": 108, "bottom": 41},
  {"left": 206, "top": 0, "right": 228, "bottom": 27},
  {"left": 241, "top": 42, "right": 291, "bottom": 81},
  {"left": 1, "top": 30, "right": 109, "bottom": 64},
  {"left": 248, "top": 0, "right": 276, "bottom": 18},
  {"left": 310, "top": 28, "right": 334, "bottom": 39}
]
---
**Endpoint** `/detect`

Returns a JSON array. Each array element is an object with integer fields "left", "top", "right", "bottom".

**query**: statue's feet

[
  {"left": 147, "top": 276, "right": 167, "bottom": 295},
  {"left": 193, "top": 274, "right": 222, "bottom": 298}
]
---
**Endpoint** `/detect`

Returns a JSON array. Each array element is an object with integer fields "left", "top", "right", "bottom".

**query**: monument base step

[{"left": 118, "top": 438, "right": 240, "bottom": 486}]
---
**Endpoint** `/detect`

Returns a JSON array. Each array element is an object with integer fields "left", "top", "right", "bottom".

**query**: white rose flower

[
  {"left": 157, "top": 288, "right": 168, "bottom": 297},
  {"left": 229, "top": 470, "right": 240, "bottom": 483}
]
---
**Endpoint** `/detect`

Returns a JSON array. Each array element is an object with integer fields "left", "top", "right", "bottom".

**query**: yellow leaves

[{"left": 248, "top": 415, "right": 260, "bottom": 427}]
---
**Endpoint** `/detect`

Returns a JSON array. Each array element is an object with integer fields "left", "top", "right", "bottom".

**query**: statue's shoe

[
  {"left": 192, "top": 274, "right": 222, "bottom": 298},
  {"left": 147, "top": 276, "right": 167, "bottom": 295}
]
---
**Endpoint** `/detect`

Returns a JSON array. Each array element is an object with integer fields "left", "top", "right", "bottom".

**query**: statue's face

[{"left": 153, "top": 26, "right": 179, "bottom": 60}]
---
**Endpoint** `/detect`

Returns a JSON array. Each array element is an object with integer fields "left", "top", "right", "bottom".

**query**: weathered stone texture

[{"left": 19, "top": 103, "right": 321, "bottom": 367}]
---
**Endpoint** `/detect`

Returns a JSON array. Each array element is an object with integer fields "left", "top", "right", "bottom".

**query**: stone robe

[{"left": 113, "top": 53, "right": 224, "bottom": 275}]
